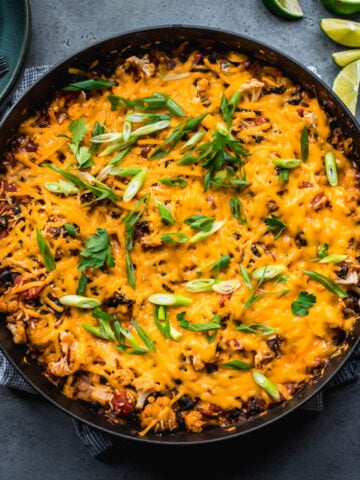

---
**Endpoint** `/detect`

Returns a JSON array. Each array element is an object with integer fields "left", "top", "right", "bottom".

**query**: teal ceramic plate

[{"left": 0, "top": 0, "right": 30, "bottom": 109}]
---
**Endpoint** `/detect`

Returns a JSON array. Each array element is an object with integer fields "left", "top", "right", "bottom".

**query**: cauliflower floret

[
  {"left": 140, "top": 397, "right": 178, "bottom": 432},
  {"left": 124, "top": 54, "right": 155, "bottom": 79},
  {"left": 240, "top": 79, "right": 265, "bottom": 102},
  {"left": 132, "top": 373, "right": 161, "bottom": 409},
  {"left": 7, "top": 320, "right": 26, "bottom": 344},
  {"left": 48, "top": 331, "right": 78, "bottom": 377},
  {"left": 116, "top": 368, "right": 135, "bottom": 386},
  {"left": 183, "top": 410, "right": 205, "bottom": 433}
]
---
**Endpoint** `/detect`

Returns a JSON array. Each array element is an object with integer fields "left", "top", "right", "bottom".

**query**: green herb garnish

[
  {"left": 222, "top": 360, "right": 253, "bottom": 370},
  {"left": 302, "top": 270, "right": 348, "bottom": 298},
  {"left": 301, "top": 127, "right": 309, "bottom": 162},
  {"left": 78, "top": 228, "right": 115, "bottom": 271},
  {"left": 155, "top": 200, "right": 175, "bottom": 225},
  {"left": 150, "top": 114, "right": 207, "bottom": 159},
  {"left": 236, "top": 324, "right": 276, "bottom": 336},
  {"left": 64, "top": 79, "right": 116, "bottom": 91},
  {"left": 291, "top": 291, "right": 316, "bottom": 316},
  {"left": 159, "top": 177, "right": 188, "bottom": 187},
  {"left": 68, "top": 118, "right": 93, "bottom": 168},
  {"left": 161, "top": 232, "right": 189, "bottom": 243},
  {"left": 221, "top": 92, "right": 241, "bottom": 127},
  {"left": 64, "top": 224, "right": 77, "bottom": 236},
  {"left": 76, "top": 273, "right": 88, "bottom": 295},
  {"left": 264, "top": 214, "right": 287, "bottom": 239},
  {"left": 42, "top": 164, "right": 120, "bottom": 202},
  {"left": 176, "top": 312, "right": 222, "bottom": 332},
  {"left": 184, "top": 214, "right": 215, "bottom": 232},
  {"left": 230, "top": 197, "right": 247, "bottom": 225},
  {"left": 36, "top": 229, "right": 56, "bottom": 272}
]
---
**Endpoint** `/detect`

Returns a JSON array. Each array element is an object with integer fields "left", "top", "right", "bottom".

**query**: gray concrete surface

[{"left": 0, "top": 0, "right": 359, "bottom": 478}]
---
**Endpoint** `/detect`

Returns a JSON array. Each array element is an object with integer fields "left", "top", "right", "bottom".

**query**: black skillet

[{"left": 0, "top": 26, "right": 359, "bottom": 445}]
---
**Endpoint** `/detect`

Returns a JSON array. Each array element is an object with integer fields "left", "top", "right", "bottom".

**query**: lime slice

[
  {"left": 332, "top": 49, "right": 360, "bottom": 67},
  {"left": 321, "top": 0, "right": 360, "bottom": 15},
  {"left": 262, "top": 0, "right": 304, "bottom": 19},
  {"left": 332, "top": 60, "right": 360, "bottom": 114},
  {"left": 320, "top": 18, "right": 360, "bottom": 47}
]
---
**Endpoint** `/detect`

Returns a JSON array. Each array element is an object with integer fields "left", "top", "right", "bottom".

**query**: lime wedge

[
  {"left": 332, "top": 60, "right": 360, "bottom": 114},
  {"left": 333, "top": 49, "right": 360, "bottom": 67},
  {"left": 262, "top": 0, "right": 304, "bottom": 19},
  {"left": 320, "top": 18, "right": 360, "bottom": 47},
  {"left": 321, "top": 0, "right": 360, "bottom": 15}
]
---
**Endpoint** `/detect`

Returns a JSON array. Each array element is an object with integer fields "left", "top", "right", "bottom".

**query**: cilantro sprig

[
  {"left": 291, "top": 291, "right": 316, "bottom": 316},
  {"left": 68, "top": 118, "right": 93, "bottom": 169},
  {"left": 78, "top": 228, "right": 115, "bottom": 271}
]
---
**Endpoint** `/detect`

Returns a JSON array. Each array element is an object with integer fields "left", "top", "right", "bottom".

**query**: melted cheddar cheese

[{"left": 0, "top": 48, "right": 359, "bottom": 434}]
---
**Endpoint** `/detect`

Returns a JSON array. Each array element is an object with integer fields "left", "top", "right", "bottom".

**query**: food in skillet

[{"left": 0, "top": 45, "right": 359, "bottom": 436}]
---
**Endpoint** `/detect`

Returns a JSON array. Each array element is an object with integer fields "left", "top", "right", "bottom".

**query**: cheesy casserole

[{"left": 0, "top": 45, "right": 359, "bottom": 435}]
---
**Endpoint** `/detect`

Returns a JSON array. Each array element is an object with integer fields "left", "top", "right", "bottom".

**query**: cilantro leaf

[
  {"left": 291, "top": 291, "right": 316, "bottom": 316},
  {"left": 68, "top": 118, "right": 93, "bottom": 169},
  {"left": 78, "top": 228, "right": 115, "bottom": 271},
  {"left": 264, "top": 214, "right": 287, "bottom": 239}
]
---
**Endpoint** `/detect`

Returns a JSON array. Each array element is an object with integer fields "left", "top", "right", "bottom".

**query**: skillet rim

[{"left": 0, "top": 24, "right": 359, "bottom": 445}]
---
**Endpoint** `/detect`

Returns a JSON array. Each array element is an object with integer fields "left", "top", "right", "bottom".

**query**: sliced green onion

[
  {"left": 222, "top": 360, "right": 253, "bottom": 370},
  {"left": 64, "top": 223, "right": 77, "bottom": 236},
  {"left": 122, "top": 119, "right": 132, "bottom": 142},
  {"left": 301, "top": 127, "right": 309, "bottom": 162},
  {"left": 45, "top": 180, "right": 79, "bottom": 196},
  {"left": 153, "top": 92, "right": 185, "bottom": 117},
  {"left": 318, "top": 254, "right": 348, "bottom": 264},
  {"left": 131, "top": 318, "right": 156, "bottom": 353},
  {"left": 91, "top": 133, "right": 123, "bottom": 143},
  {"left": 251, "top": 265, "right": 287, "bottom": 281},
  {"left": 216, "top": 122, "right": 230, "bottom": 136},
  {"left": 177, "top": 313, "right": 222, "bottom": 332},
  {"left": 76, "top": 273, "right": 88, "bottom": 296},
  {"left": 184, "top": 278, "right": 216, "bottom": 292},
  {"left": 109, "top": 167, "right": 142, "bottom": 176},
  {"left": 131, "top": 119, "right": 170, "bottom": 137},
  {"left": 64, "top": 79, "right": 116, "bottom": 91},
  {"left": 125, "top": 249, "right": 136, "bottom": 289},
  {"left": 159, "top": 177, "right": 188, "bottom": 187},
  {"left": 272, "top": 158, "right": 301, "bottom": 169},
  {"left": 97, "top": 147, "right": 132, "bottom": 180},
  {"left": 155, "top": 200, "right": 174, "bottom": 225},
  {"left": 184, "top": 215, "right": 215, "bottom": 232},
  {"left": 302, "top": 270, "right": 348, "bottom": 298},
  {"left": 252, "top": 371, "right": 280, "bottom": 402},
  {"left": 161, "top": 232, "right": 189, "bottom": 243},
  {"left": 152, "top": 305, "right": 183, "bottom": 341},
  {"left": 205, "top": 314, "right": 222, "bottom": 344},
  {"left": 153, "top": 305, "right": 170, "bottom": 339},
  {"left": 123, "top": 168, "right": 147, "bottom": 202},
  {"left": 180, "top": 130, "right": 205, "bottom": 152},
  {"left": 278, "top": 168, "right": 290, "bottom": 183},
  {"left": 36, "top": 229, "right": 56, "bottom": 272},
  {"left": 99, "top": 137, "right": 138, "bottom": 157},
  {"left": 169, "top": 325, "right": 183, "bottom": 341},
  {"left": 82, "top": 323, "right": 110, "bottom": 341},
  {"left": 236, "top": 324, "right": 276, "bottom": 336},
  {"left": 162, "top": 72, "right": 190, "bottom": 81},
  {"left": 189, "top": 220, "right": 224, "bottom": 243},
  {"left": 148, "top": 293, "right": 193, "bottom": 306},
  {"left": 240, "top": 265, "right": 253, "bottom": 290},
  {"left": 59, "top": 295, "right": 101, "bottom": 309},
  {"left": 324, "top": 152, "right": 338, "bottom": 186},
  {"left": 212, "top": 279, "right": 240, "bottom": 294},
  {"left": 230, "top": 197, "right": 247, "bottom": 225}
]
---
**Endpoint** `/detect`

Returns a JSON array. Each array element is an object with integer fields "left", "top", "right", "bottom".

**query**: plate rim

[{"left": 0, "top": 0, "right": 31, "bottom": 108}]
